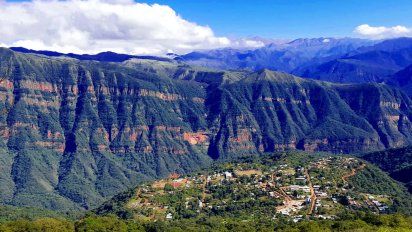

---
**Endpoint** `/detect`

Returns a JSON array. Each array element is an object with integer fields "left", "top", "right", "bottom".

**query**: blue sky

[
  {"left": 1, "top": 0, "right": 412, "bottom": 54},
  {"left": 140, "top": 0, "right": 412, "bottom": 39}
]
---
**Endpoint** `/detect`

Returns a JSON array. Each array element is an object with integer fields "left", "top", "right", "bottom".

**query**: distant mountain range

[
  {"left": 10, "top": 37, "right": 376, "bottom": 74},
  {"left": 179, "top": 37, "right": 375, "bottom": 72},
  {"left": 387, "top": 64, "right": 412, "bottom": 95},
  {"left": 9, "top": 47, "right": 173, "bottom": 63},
  {"left": 180, "top": 37, "right": 412, "bottom": 95},
  {"left": 295, "top": 38, "right": 412, "bottom": 84},
  {"left": 12, "top": 37, "right": 412, "bottom": 92}
]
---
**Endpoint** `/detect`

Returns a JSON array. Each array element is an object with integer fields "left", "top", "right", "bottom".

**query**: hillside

[
  {"left": 360, "top": 146, "right": 412, "bottom": 193},
  {"left": 2, "top": 48, "right": 412, "bottom": 211},
  {"left": 95, "top": 152, "right": 412, "bottom": 222}
]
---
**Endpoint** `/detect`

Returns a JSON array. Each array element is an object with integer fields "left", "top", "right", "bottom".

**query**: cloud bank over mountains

[
  {"left": 354, "top": 24, "right": 412, "bottom": 39},
  {"left": 0, "top": 0, "right": 240, "bottom": 55}
]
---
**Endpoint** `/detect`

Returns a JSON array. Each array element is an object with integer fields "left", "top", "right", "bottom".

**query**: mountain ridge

[
  {"left": 1, "top": 47, "right": 412, "bottom": 211},
  {"left": 179, "top": 37, "right": 374, "bottom": 72},
  {"left": 9, "top": 47, "right": 174, "bottom": 63},
  {"left": 295, "top": 38, "right": 412, "bottom": 83}
]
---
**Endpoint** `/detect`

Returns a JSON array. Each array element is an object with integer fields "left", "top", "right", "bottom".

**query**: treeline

[{"left": 0, "top": 213, "right": 411, "bottom": 232}]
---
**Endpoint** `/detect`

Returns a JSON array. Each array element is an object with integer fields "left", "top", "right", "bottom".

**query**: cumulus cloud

[
  {"left": 0, "top": 0, "right": 232, "bottom": 55},
  {"left": 354, "top": 24, "right": 412, "bottom": 39}
]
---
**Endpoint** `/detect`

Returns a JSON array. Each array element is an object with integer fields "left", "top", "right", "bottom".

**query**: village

[{"left": 126, "top": 155, "right": 392, "bottom": 222}]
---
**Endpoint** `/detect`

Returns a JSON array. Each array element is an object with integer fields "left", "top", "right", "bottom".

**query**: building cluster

[{"left": 126, "top": 156, "right": 393, "bottom": 221}]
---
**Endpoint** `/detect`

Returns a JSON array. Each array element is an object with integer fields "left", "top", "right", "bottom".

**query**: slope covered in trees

[{"left": 360, "top": 146, "right": 412, "bottom": 193}]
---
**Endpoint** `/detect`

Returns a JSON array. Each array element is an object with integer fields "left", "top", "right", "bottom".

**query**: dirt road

[
  {"left": 305, "top": 169, "right": 316, "bottom": 215},
  {"left": 342, "top": 163, "right": 366, "bottom": 182}
]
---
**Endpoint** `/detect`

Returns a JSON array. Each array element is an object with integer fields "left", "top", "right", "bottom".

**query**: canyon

[{"left": 1, "top": 47, "right": 412, "bottom": 211}]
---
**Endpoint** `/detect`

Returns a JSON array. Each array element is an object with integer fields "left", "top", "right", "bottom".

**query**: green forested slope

[{"left": 360, "top": 146, "right": 412, "bottom": 193}]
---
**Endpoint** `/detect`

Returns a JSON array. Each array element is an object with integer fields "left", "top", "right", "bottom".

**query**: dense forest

[{"left": 360, "top": 146, "right": 412, "bottom": 193}]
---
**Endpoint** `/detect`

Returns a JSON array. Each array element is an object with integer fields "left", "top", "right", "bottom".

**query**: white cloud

[
  {"left": 230, "top": 39, "right": 266, "bottom": 48},
  {"left": 0, "top": 0, "right": 231, "bottom": 55},
  {"left": 354, "top": 24, "right": 412, "bottom": 39}
]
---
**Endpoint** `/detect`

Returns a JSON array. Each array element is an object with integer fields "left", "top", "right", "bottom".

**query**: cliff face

[
  {"left": 207, "top": 71, "right": 412, "bottom": 156},
  {"left": 0, "top": 49, "right": 212, "bottom": 210},
  {"left": 1, "top": 48, "right": 412, "bottom": 211}
]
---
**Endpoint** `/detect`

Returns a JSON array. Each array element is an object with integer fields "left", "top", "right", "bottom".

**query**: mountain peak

[{"left": 252, "top": 69, "right": 299, "bottom": 83}]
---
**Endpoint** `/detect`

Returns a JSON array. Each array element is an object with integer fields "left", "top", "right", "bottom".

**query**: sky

[
  {"left": 140, "top": 0, "right": 412, "bottom": 39},
  {"left": 1, "top": 0, "right": 412, "bottom": 55}
]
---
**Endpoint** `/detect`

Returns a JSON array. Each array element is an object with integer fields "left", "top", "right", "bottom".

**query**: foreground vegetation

[{"left": 0, "top": 213, "right": 412, "bottom": 232}]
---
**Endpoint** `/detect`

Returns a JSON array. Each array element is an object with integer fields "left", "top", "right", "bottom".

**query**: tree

[
  {"left": 164, "top": 184, "right": 174, "bottom": 192},
  {"left": 75, "top": 215, "right": 128, "bottom": 232},
  {"left": 1, "top": 218, "right": 74, "bottom": 232}
]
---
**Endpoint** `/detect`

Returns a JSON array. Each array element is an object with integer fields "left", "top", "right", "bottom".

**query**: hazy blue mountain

[
  {"left": 179, "top": 38, "right": 374, "bottom": 72},
  {"left": 387, "top": 64, "right": 412, "bottom": 95},
  {"left": 356, "top": 37, "right": 412, "bottom": 54},
  {"left": 12, "top": 37, "right": 412, "bottom": 87},
  {"left": 296, "top": 38, "right": 412, "bottom": 83}
]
